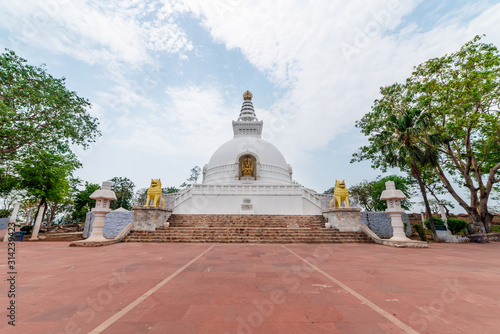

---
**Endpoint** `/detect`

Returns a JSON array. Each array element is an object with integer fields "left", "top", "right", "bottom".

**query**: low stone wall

[
  {"left": 361, "top": 212, "right": 412, "bottom": 239},
  {"left": 83, "top": 211, "right": 134, "bottom": 239},
  {"left": 132, "top": 206, "right": 172, "bottom": 231},
  {"left": 0, "top": 218, "right": 9, "bottom": 230},
  {"left": 468, "top": 232, "right": 500, "bottom": 243},
  {"left": 323, "top": 208, "right": 362, "bottom": 231}
]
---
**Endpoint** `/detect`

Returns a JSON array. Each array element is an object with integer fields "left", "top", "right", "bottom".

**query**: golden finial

[{"left": 243, "top": 90, "right": 253, "bottom": 101}]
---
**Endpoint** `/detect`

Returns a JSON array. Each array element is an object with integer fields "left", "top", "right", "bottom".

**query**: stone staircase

[{"left": 123, "top": 214, "right": 371, "bottom": 244}]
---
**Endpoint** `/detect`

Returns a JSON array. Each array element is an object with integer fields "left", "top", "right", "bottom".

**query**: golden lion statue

[
  {"left": 145, "top": 179, "right": 165, "bottom": 208},
  {"left": 330, "top": 180, "right": 350, "bottom": 209}
]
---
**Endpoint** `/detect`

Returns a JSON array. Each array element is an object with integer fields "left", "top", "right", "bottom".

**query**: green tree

[
  {"left": 163, "top": 187, "right": 179, "bottom": 194},
  {"left": 0, "top": 49, "right": 100, "bottom": 161},
  {"left": 407, "top": 35, "right": 500, "bottom": 232},
  {"left": 420, "top": 168, "right": 454, "bottom": 216},
  {"left": 180, "top": 166, "right": 202, "bottom": 188},
  {"left": 14, "top": 147, "right": 81, "bottom": 230},
  {"left": 44, "top": 177, "right": 80, "bottom": 226},
  {"left": 71, "top": 181, "right": 100, "bottom": 223},
  {"left": 351, "top": 36, "right": 500, "bottom": 237},
  {"left": 133, "top": 188, "right": 148, "bottom": 206},
  {"left": 0, "top": 167, "right": 17, "bottom": 201},
  {"left": 323, "top": 187, "right": 335, "bottom": 194},
  {"left": 418, "top": 198, "right": 455, "bottom": 216},
  {"left": 349, "top": 180, "right": 375, "bottom": 211},
  {"left": 110, "top": 177, "right": 135, "bottom": 210},
  {"left": 353, "top": 93, "right": 440, "bottom": 240},
  {"left": 188, "top": 166, "right": 201, "bottom": 184}
]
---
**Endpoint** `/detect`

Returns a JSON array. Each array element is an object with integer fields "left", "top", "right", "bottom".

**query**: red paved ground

[{"left": 1, "top": 242, "right": 499, "bottom": 333}]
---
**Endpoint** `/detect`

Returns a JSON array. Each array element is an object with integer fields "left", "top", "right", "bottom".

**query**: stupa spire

[
  {"left": 237, "top": 90, "right": 258, "bottom": 122},
  {"left": 232, "top": 90, "right": 263, "bottom": 138}
]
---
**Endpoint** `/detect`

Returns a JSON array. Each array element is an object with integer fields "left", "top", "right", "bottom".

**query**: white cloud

[
  {"left": 181, "top": 0, "right": 500, "bottom": 162},
  {"left": 0, "top": 0, "right": 192, "bottom": 66},
  {"left": 112, "top": 84, "right": 237, "bottom": 158},
  {"left": 2, "top": 0, "right": 499, "bottom": 196}
]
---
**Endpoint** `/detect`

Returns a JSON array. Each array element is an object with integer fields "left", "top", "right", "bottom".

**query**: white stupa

[{"left": 169, "top": 91, "right": 330, "bottom": 215}]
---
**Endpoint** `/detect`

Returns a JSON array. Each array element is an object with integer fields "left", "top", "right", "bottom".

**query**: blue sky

[{"left": 1, "top": 0, "right": 499, "bottom": 212}]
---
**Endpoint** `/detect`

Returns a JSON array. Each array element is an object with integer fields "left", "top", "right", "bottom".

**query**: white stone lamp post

[
  {"left": 380, "top": 181, "right": 411, "bottom": 241},
  {"left": 87, "top": 181, "right": 117, "bottom": 241}
]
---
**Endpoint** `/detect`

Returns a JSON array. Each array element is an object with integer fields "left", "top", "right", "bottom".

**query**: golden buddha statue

[{"left": 241, "top": 157, "right": 254, "bottom": 177}]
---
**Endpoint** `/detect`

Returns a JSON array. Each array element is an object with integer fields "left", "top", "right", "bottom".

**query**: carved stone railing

[
  {"left": 301, "top": 188, "right": 333, "bottom": 211},
  {"left": 204, "top": 163, "right": 291, "bottom": 184},
  {"left": 189, "top": 184, "right": 303, "bottom": 195},
  {"left": 162, "top": 188, "right": 192, "bottom": 210},
  {"left": 163, "top": 184, "right": 358, "bottom": 213}
]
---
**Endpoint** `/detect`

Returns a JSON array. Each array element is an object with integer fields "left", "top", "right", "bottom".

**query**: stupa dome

[{"left": 203, "top": 91, "right": 292, "bottom": 185}]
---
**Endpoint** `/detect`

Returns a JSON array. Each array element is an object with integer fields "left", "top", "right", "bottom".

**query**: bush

[
  {"left": 20, "top": 225, "right": 33, "bottom": 234},
  {"left": 447, "top": 217, "right": 468, "bottom": 234},
  {"left": 413, "top": 224, "right": 427, "bottom": 241},
  {"left": 0, "top": 208, "right": 13, "bottom": 218},
  {"left": 424, "top": 216, "right": 444, "bottom": 229}
]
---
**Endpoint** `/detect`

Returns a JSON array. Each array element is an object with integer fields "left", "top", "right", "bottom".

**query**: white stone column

[
  {"left": 87, "top": 181, "right": 117, "bottom": 242},
  {"left": 439, "top": 203, "right": 449, "bottom": 229},
  {"left": 3, "top": 203, "right": 20, "bottom": 242},
  {"left": 30, "top": 202, "right": 45, "bottom": 240},
  {"left": 380, "top": 181, "right": 411, "bottom": 241},
  {"left": 420, "top": 212, "right": 427, "bottom": 229}
]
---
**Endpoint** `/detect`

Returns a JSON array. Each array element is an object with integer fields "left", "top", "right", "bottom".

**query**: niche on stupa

[{"left": 239, "top": 154, "right": 256, "bottom": 180}]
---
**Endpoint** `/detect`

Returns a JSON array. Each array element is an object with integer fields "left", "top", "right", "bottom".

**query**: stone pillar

[
  {"left": 323, "top": 208, "right": 362, "bottom": 231},
  {"left": 132, "top": 206, "right": 172, "bottom": 231},
  {"left": 30, "top": 203, "right": 45, "bottom": 240},
  {"left": 420, "top": 212, "right": 427, "bottom": 229},
  {"left": 3, "top": 203, "right": 20, "bottom": 242},
  {"left": 439, "top": 204, "right": 449, "bottom": 229},
  {"left": 380, "top": 181, "right": 410, "bottom": 241},
  {"left": 87, "top": 181, "right": 117, "bottom": 241}
]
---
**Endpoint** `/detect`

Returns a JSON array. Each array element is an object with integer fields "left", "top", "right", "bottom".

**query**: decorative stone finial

[
  {"left": 243, "top": 90, "right": 253, "bottom": 101},
  {"left": 90, "top": 181, "right": 117, "bottom": 201},
  {"left": 380, "top": 181, "right": 406, "bottom": 202}
]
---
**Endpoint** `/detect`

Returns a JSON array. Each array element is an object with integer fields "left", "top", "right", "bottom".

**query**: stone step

[
  {"left": 128, "top": 230, "right": 363, "bottom": 235},
  {"left": 167, "top": 214, "right": 326, "bottom": 228},
  {"left": 126, "top": 236, "right": 369, "bottom": 241},
  {"left": 124, "top": 238, "right": 370, "bottom": 243},
  {"left": 124, "top": 231, "right": 370, "bottom": 243},
  {"left": 124, "top": 235, "right": 369, "bottom": 240},
  {"left": 129, "top": 231, "right": 361, "bottom": 236},
  {"left": 168, "top": 214, "right": 325, "bottom": 219},
  {"left": 123, "top": 214, "right": 370, "bottom": 244}
]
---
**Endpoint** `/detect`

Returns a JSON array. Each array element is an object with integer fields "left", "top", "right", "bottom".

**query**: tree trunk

[
  {"left": 433, "top": 165, "right": 493, "bottom": 233},
  {"left": 466, "top": 208, "right": 489, "bottom": 234},
  {"left": 434, "top": 155, "right": 498, "bottom": 234},
  {"left": 424, "top": 184, "right": 451, "bottom": 217},
  {"left": 444, "top": 205, "right": 450, "bottom": 217},
  {"left": 43, "top": 202, "right": 49, "bottom": 229},
  {"left": 45, "top": 203, "right": 57, "bottom": 230},
  {"left": 412, "top": 160, "right": 439, "bottom": 242}
]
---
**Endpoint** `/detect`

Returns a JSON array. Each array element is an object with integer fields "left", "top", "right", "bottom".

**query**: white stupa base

[{"left": 170, "top": 184, "right": 328, "bottom": 215}]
